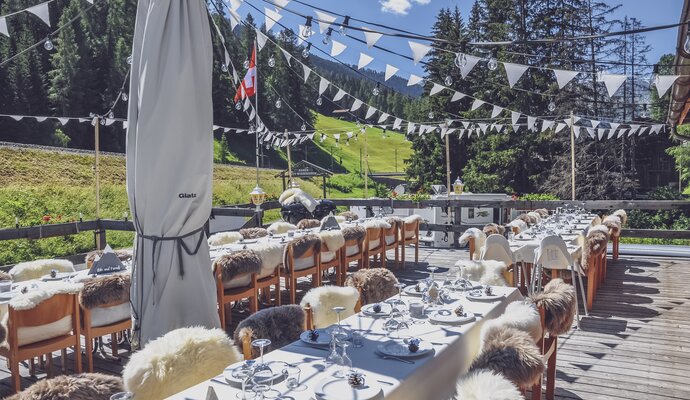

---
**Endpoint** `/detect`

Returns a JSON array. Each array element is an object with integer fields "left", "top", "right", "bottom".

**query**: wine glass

[
  {"left": 427, "top": 266, "right": 439, "bottom": 285},
  {"left": 334, "top": 332, "right": 352, "bottom": 378},
  {"left": 326, "top": 330, "right": 343, "bottom": 367},
  {"left": 110, "top": 393, "right": 134, "bottom": 400},
  {"left": 252, "top": 369, "right": 274, "bottom": 399},
  {"left": 331, "top": 306, "right": 346, "bottom": 334},
  {"left": 251, "top": 339, "right": 272, "bottom": 374}
]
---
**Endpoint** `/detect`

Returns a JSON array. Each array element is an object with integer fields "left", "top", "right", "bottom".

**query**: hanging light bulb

[
  {"left": 108, "top": 111, "right": 114, "bottom": 119},
  {"left": 316, "top": 97, "right": 323, "bottom": 106},
  {"left": 127, "top": 55, "right": 133, "bottom": 65},
  {"left": 43, "top": 37, "right": 54, "bottom": 51},
  {"left": 100, "top": 118, "right": 106, "bottom": 125},
  {"left": 372, "top": 82, "right": 380, "bottom": 96},
  {"left": 235, "top": 101, "right": 242, "bottom": 110},
  {"left": 301, "top": 123, "right": 307, "bottom": 131},
  {"left": 275, "top": 99, "right": 282, "bottom": 109},
  {"left": 322, "top": 28, "right": 333, "bottom": 45},
  {"left": 487, "top": 48, "right": 498, "bottom": 71},
  {"left": 454, "top": 53, "right": 467, "bottom": 68},
  {"left": 548, "top": 101, "right": 556, "bottom": 112},
  {"left": 221, "top": 63, "right": 228, "bottom": 73},
  {"left": 444, "top": 75, "right": 453, "bottom": 86},
  {"left": 640, "top": 105, "right": 649, "bottom": 119},
  {"left": 121, "top": 93, "right": 128, "bottom": 102},
  {"left": 302, "top": 43, "right": 312, "bottom": 59},
  {"left": 268, "top": 55, "right": 276, "bottom": 67},
  {"left": 428, "top": 111, "right": 434, "bottom": 119},
  {"left": 650, "top": 64, "right": 659, "bottom": 88},
  {"left": 265, "top": 144, "right": 270, "bottom": 150},
  {"left": 684, "top": 22, "right": 690, "bottom": 53},
  {"left": 339, "top": 16, "right": 350, "bottom": 35},
  {"left": 302, "top": 16, "right": 313, "bottom": 38},
  {"left": 243, "top": 58, "right": 250, "bottom": 69}
]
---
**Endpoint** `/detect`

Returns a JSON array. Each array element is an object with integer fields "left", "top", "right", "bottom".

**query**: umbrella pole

[
  {"left": 570, "top": 111, "right": 576, "bottom": 201},
  {"left": 254, "top": 40, "right": 260, "bottom": 189},
  {"left": 95, "top": 117, "right": 101, "bottom": 219},
  {"left": 445, "top": 132, "right": 451, "bottom": 197},
  {"left": 363, "top": 126, "right": 368, "bottom": 198},
  {"left": 285, "top": 129, "right": 292, "bottom": 186}
]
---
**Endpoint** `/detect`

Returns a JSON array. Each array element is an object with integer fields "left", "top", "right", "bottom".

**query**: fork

[{"left": 378, "top": 354, "right": 415, "bottom": 364}]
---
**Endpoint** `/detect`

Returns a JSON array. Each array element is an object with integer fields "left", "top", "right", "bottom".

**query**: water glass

[
  {"left": 252, "top": 369, "right": 274, "bottom": 399},
  {"left": 351, "top": 331, "right": 364, "bottom": 348},
  {"left": 282, "top": 365, "right": 301, "bottom": 389}
]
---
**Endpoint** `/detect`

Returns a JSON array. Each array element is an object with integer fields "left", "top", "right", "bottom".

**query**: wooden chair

[
  {"left": 256, "top": 265, "right": 281, "bottom": 307},
  {"left": 213, "top": 252, "right": 260, "bottom": 329},
  {"left": 320, "top": 244, "right": 343, "bottom": 285},
  {"left": 283, "top": 234, "right": 322, "bottom": 305},
  {"left": 400, "top": 217, "right": 421, "bottom": 269},
  {"left": 383, "top": 218, "right": 401, "bottom": 269},
  {"left": 0, "top": 293, "right": 82, "bottom": 393},
  {"left": 234, "top": 305, "right": 305, "bottom": 360},
  {"left": 364, "top": 226, "right": 386, "bottom": 269},
  {"left": 340, "top": 226, "right": 367, "bottom": 284},
  {"left": 80, "top": 301, "right": 131, "bottom": 373},
  {"left": 301, "top": 286, "right": 362, "bottom": 330}
]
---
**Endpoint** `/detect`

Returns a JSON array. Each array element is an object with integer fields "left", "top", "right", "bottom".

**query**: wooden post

[
  {"left": 285, "top": 129, "right": 292, "bottom": 186},
  {"left": 363, "top": 127, "right": 368, "bottom": 198},
  {"left": 94, "top": 117, "right": 101, "bottom": 219},
  {"left": 570, "top": 112, "right": 576, "bottom": 201},
  {"left": 445, "top": 132, "right": 451, "bottom": 197}
]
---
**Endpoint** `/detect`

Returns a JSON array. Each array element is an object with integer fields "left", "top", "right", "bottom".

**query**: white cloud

[
  {"left": 380, "top": 0, "right": 412, "bottom": 15},
  {"left": 413, "top": 0, "right": 431, "bottom": 4}
]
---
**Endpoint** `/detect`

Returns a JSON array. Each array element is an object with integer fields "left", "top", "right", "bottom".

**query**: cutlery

[{"left": 378, "top": 354, "right": 415, "bottom": 364}]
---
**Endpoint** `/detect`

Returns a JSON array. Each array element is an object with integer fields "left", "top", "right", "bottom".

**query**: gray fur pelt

[
  {"left": 483, "top": 223, "right": 505, "bottom": 236},
  {"left": 342, "top": 225, "right": 366, "bottom": 242},
  {"left": 79, "top": 273, "right": 131, "bottom": 309},
  {"left": 214, "top": 250, "right": 262, "bottom": 282},
  {"left": 385, "top": 216, "right": 402, "bottom": 229},
  {"left": 469, "top": 327, "right": 544, "bottom": 388},
  {"left": 534, "top": 208, "right": 549, "bottom": 218},
  {"left": 581, "top": 226, "right": 609, "bottom": 271},
  {"left": 296, "top": 219, "right": 321, "bottom": 230},
  {"left": 344, "top": 268, "right": 399, "bottom": 305},
  {"left": 85, "top": 249, "right": 132, "bottom": 264},
  {"left": 291, "top": 234, "right": 321, "bottom": 258},
  {"left": 338, "top": 211, "right": 359, "bottom": 221},
  {"left": 0, "top": 270, "right": 11, "bottom": 281},
  {"left": 233, "top": 305, "right": 304, "bottom": 358},
  {"left": 239, "top": 227, "right": 268, "bottom": 239},
  {"left": 602, "top": 215, "right": 621, "bottom": 237},
  {"left": 528, "top": 278, "right": 576, "bottom": 336},
  {"left": 7, "top": 373, "right": 123, "bottom": 400}
]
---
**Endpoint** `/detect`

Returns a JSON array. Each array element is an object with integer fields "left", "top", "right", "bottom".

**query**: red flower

[
  {"left": 42, "top": 215, "right": 51, "bottom": 222},
  {"left": 56, "top": 215, "right": 62, "bottom": 221}
]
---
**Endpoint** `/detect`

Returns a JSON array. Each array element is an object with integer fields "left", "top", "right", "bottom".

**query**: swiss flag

[{"left": 234, "top": 44, "right": 257, "bottom": 102}]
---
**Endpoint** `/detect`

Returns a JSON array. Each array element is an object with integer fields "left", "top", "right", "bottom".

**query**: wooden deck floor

[{"left": 1, "top": 246, "right": 689, "bottom": 399}]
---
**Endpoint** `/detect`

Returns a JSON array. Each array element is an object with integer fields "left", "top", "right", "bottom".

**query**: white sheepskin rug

[
  {"left": 455, "top": 369, "right": 524, "bottom": 400},
  {"left": 526, "top": 212, "right": 542, "bottom": 224},
  {"left": 506, "top": 219, "right": 528, "bottom": 234},
  {"left": 319, "top": 230, "right": 345, "bottom": 251},
  {"left": 279, "top": 188, "right": 318, "bottom": 213},
  {"left": 300, "top": 286, "right": 360, "bottom": 328},
  {"left": 267, "top": 221, "right": 297, "bottom": 234},
  {"left": 123, "top": 327, "right": 242, "bottom": 400},
  {"left": 458, "top": 228, "right": 487, "bottom": 259},
  {"left": 480, "top": 301, "right": 542, "bottom": 348},
  {"left": 589, "top": 224, "right": 609, "bottom": 236},
  {"left": 362, "top": 219, "right": 391, "bottom": 229},
  {"left": 9, "top": 259, "right": 75, "bottom": 282},
  {"left": 613, "top": 209, "right": 627, "bottom": 226},
  {"left": 253, "top": 241, "right": 285, "bottom": 274},
  {"left": 455, "top": 260, "right": 508, "bottom": 286},
  {"left": 9, "top": 282, "right": 83, "bottom": 311},
  {"left": 590, "top": 215, "right": 602, "bottom": 226},
  {"left": 207, "top": 231, "right": 243, "bottom": 246},
  {"left": 404, "top": 214, "right": 423, "bottom": 224}
]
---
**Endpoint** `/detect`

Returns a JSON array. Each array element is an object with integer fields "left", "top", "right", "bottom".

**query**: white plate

[
  {"left": 40, "top": 272, "right": 73, "bottom": 281},
  {"left": 377, "top": 339, "right": 433, "bottom": 358},
  {"left": 223, "top": 360, "right": 286, "bottom": 387},
  {"left": 452, "top": 280, "right": 482, "bottom": 291},
  {"left": 429, "top": 309, "right": 476, "bottom": 325},
  {"left": 314, "top": 377, "right": 383, "bottom": 400},
  {"left": 467, "top": 290, "right": 503, "bottom": 301},
  {"left": 299, "top": 329, "right": 332, "bottom": 347},
  {"left": 403, "top": 284, "right": 427, "bottom": 297},
  {"left": 0, "top": 291, "right": 20, "bottom": 301},
  {"left": 361, "top": 303, "right": 393, "bottom": 317}
]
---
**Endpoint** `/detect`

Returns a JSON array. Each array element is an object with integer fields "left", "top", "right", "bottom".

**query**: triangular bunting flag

[
  {"left": 609, "top": 123, "right": 620, "bottom": 133},
  {"left": 362, "top": 27, "right": 383, "bottom": 48},
  {"left": 318, "top": 77, "right": 329, "bottom": 95},
  {"left": 555, "top": 123, "right": 567, "bottom": 133},
  {"left": 229, "top": 0, "right": 242, "bottom": 10},
  {"left": 429, "top": 83, "right": 445, "bottom": 96},
  {"left": 597, "top": 129, "right": 606, "bottom": 140},
  {"left": 378, "top": 113, "right": 390, "bottom": 124},
  {"left": 618, "top": 129, "right": 627, "bottom": 138},
  {"left": 264, "top": 7, "right": 282, "bottom": 31},
  {"left": 280, "top": 48, "right": 292, "bottom": 65},
  {"left": 511, "top": 111, "right": 520, "bottom": 125},
  {"left": 512, "top": 124, "right": 520, "bottom": 134},
  {"left": 461, "top": 121, "right": 471, "bottom": 129},
  {"left": 407, "top": 122, "right": 416, "bottom": 134},
  {"left": 629, "top": 124, "right": 640, "bottom": 136},
  {"left": 302, "top": 65, "right": 311, "bottom": 82},
  {"left": 491, "top": 106, "right": 504, "bottom": 118},
  {"left": 365, "top": 106, "right": 377, "bottom": 119},
  {"left": 639, "top": 127, "right": 649, "bottom": 136},
  {"left": 35, "top": 116, "right": 47, "bottom": 122},
  {"left": 471, "top": 99, "right": 485, "bottom": 111},
  {"left": 460, "top": 55, "right": 481, "bottom": 78},
  {"left": 105, "top": 118, "right": 116, "bottom": 126},
  {"left": 586, "top": 128, "right": 595, "bottom": 139},
  {"left": 607, "top": 129, "right": 616, "bottom": 139},
  {"left": 451, "top": 91, "right": 465, "bottom": 102},
  {"left": 357, "top": 53, "right": 374, "bottom": 70},
  {"left": 600, "top": 73, "right": 626, "bottom": 97},
  {"left": 314, "top": 10, "right": 337, "bottom": 34},
  {"left": 249, "top": 107, "right": 256, "bottom": 120},
  {"left": 122, "top": 121, "right": 128, "bottom": 129},
  {"left": 408, "top": 41, "right": 432, "bottom": 64},
  {"left": 57, "top": 117, "right": 69, "bottom": 125},
  {"left": 527, "top": 116, "right": 537, "bottom": 131},
  {"left": 350, "top": 99, "right": 363, "bottom": 112},
  {"left": 407, "top": 74, "right": 423, "bottom": 86},
  {"left": 384, "top": 64, "right": 398, "bottom": 81},
  {"left": 552, "top": 69, "right": 579, "bottom": 89},
  {"left": 503, "top": 62, "right": 529, "bottom": 88},
  {"left": 256, "top": 31, "right": 268, "bottom": 52},
  {"left": 574, "top": 127, "right": 581, "bottom": 139},
  {"left": 333, "top": 89, "right": 346, "bottom": 101},
  {"left": 590, "top": 120, "right": 600, "bottom": 129},
  {"left": 651, "top": 124, "right": 663, "bottom": 134},
  {"left": 0, "top": 17, "right": 8, "bottom": 38},
  {"left": 26, "top": 2, "right": 51, "bottom": 27},
  {"left": 331, "top": 40, "right": 347, "bottom": 57},
  {"left": 655, "top": 75, "right": 680, "bottom": 98},
  {"left": 393, "top": 118, "right": 402, "bottom": 130},
  {"left": 541, "top": 120, "right": 554, "bottom": 132},
  {"left": 478, "top": 123, "right": 489, "bottom": 134}
]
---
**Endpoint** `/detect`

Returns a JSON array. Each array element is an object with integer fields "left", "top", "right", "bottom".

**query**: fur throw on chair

[
  {"left": 7, "top": 373, "right": 123, "bottom": 400},
  {"left": 124, "top": 327, "right": 241, "bottom": 400},
  {"left": 483, "top": 223, "right": 506, "bottom": 236},
  {"left": 580, "top": 226, "right": 608, "bottom": 272},
  {"left": 534, "top": 208, "right": 549, "bottom": 218},
  {"left": 613, "top": 209, "right": 627, "bottom": 226},
  {"left": 526, "top": 212, "right": 542, "bottom": 225},
  {"left": 296, "top": 219, "right": 321, "bottom": 230},
  {"left": 279, "top": 188, "right": 318, "bottom": 213},
  {"left": 268, "top": 221, "right": 297, "bottom": 235},
  {"left": 239, "top": 227, "right": 268, "bottom": 239},
  {"left": 386, "top": 216, "right": 403, "bottom": 227},
  {"left": 342, "top": 225, "right": 366, "bottom": 242},
  {"left": 470, "top": 327, "right": 544, "bottom": 388},
  {"left": 455, "top": 369, "right": 524, "bottom": 400},
  {"left": 85, "top": 249, "right": 132, "bottom": 266},
  {"left": 338, "top": 211, "right": 359, "bottom": 221},
  {"left": 300, "top": 286, "right": 359, "bottom": 328},
  {"left": 481, "top": 301, "right": 542, "bottom": 347},
  {"left": 455, "top": 260, "right": 508, "bottom": 286},
  {"left": 214, "top": 250, "right": 262, "bottom": 282},
  {"left": 290, "top": 234, "right": 321, "bottom": 258},
  {"left": 9, "top": 282, "right": 82, "bottom": 311},
  {"left": 79, "top": 273, "right": 131, "bottom": 309},
  {"left": 590, "top": 215, "right": 602, "bottom": 226},
  {"left": 344, "top": 268, "right": 399, "bottom": 305},
  {"left": 9, "top": 259, "right": 74, "bottom": 283},
  {"left": 603, "top": 215, "right": 622, "bottom": 237},
  {"left": 528, "top": 278, "right": 576, "bottom": 336},
  {"left": 253, "top": 241, "right": 284, "bottom": 273},
  {"left": 234, "top": 305, "right": 304, "bottom": 359},
  {"left": 0, "top": 270, "right": 11, "bottom": 281},
  {"left": 515, "top": 214, "right": 531, "bottom": 225},
  {"left": 319, "top": 230, "right": 345, "bottom": 251},
  {"left": 458, "top": 228, "right": 487, "bottom": 259},
  {"left": 362, "top": 219, "right": 391, "bottom": 229},
  {"left": 506, "top": 219, "right": 528, "bottom": 234},
  {"left": 404, "top": 214, "right": 423, "bottom": 224},
  {"left": 207, "top": 231, "right": 243, "bottom": 246}
]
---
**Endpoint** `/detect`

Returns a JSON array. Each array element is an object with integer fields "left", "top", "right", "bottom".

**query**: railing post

[
  {"left": 94, "top": 228, "right": 107, "bottom": 250},
  {"left": 453, "top": 201, "right": 462, "bottom": 248}
]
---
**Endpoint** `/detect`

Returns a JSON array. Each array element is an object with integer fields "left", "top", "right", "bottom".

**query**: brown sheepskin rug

[
  {"left": 602, "top": 215, "right": 621, "bottom": 237},
  {"left": 213, "top": 250, "right": 262, "bottom": 282},
  {"left": 613, "top": 209, "right": 627, "bottom": 226},
  {"left": 534, "top": 208, "right": 549, "bottom": 218},
  {"left": 338, "top": 211, "right": 359, "bottom": 221},
  {"left": 296, "top": 219, "right": 321, "bottom": 230},
  {"left": 291, "top": 234, "right": 322, "bottom": 258},
  {"left": 79, "top": 273, "right": 131, "bottom": 309},
  {"left": 483, "top": 223, "right": 505, "bottom": 236},
  {"left": 239, "top": 227, "right": 268, "bottom": 239},
  {"left": 469, "top": 327, "right": 544, "bottom": 388},
  {"left": 7, "top": 373, "right": 123, "bottom": 400},
  {"left": 581, "top": 226, "right": 609, "bottom": 271},
  {"left": 344, "top": 268, "right": 399, "bottom": 305},
  {"left": 528, "top": 278, "right": 576, "bottom": 337},
  {"left": 342, "top": 225, "right": 366, "bottom": 242},
  {"left": 85, "top": 249, "right": 132, "bottom": 265},
  {"left": 0, "top": 270, "right": 11, "bottom": 281},
  {"left": 233, "top": 305, "right": 305, "bottom": 358},
  {"left": 515, "top": 214, "right": 531, "bottom": 225}
]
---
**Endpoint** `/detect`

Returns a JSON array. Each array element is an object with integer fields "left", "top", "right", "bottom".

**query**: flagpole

[
  {"left": 254, "top": 40, "right": 260, "bottom": 188},
  {"left": 285, "top": 129, "right": 292, "bottom": 186},
  {"left": 445, "top": 131, "right": 451, "bottom": 198},
  {"left": 570, "top": 111, "right": 576, "bottom": 201}
]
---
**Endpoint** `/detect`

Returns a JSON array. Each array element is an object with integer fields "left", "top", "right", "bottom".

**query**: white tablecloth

[
  {"left": 508, "top": 216, "right": 597, "bottom": 263},
  {"left": 168, "top": 285, "right": 523, "bottom": 400}
]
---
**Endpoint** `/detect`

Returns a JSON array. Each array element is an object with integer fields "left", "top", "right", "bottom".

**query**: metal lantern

[
  {"left": 452, "top": 177, "right": 464, "bottom": 195},
  {"left": 250, "top": 186, "right": 267, "bottom": 208}
]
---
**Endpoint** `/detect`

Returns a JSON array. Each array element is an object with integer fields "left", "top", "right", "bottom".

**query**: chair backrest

[
  {"left": 9, "top": 293, "right": 76, "bottom": 329},
  {"left": 366, "top": 227, "right": 383, "bottom": 246},
  {"left": 535, "top": 235, "right": 573, "bottom": 270},
  {"left": 284, "top": 234, "right": 321, "bottom": 271},
  {"left": 233, "top": 305, "right": 305, "bottom": 359},
  {"left": 480, "top": 234, "right": 515, "bottom": 266}
]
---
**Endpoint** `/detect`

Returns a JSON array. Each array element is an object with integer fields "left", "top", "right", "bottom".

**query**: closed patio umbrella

[{"left": 126, "top": 0, "right": 220, "bottom": 347}]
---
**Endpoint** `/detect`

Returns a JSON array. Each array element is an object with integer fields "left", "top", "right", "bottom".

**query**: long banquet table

[{"left": 168, "top": 284, "right": 522, "bottom": 400}]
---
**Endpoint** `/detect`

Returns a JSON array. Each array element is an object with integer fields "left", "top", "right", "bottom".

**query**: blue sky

[{"left": 239, "top": 0, "right": 683, "bottom": 76}]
